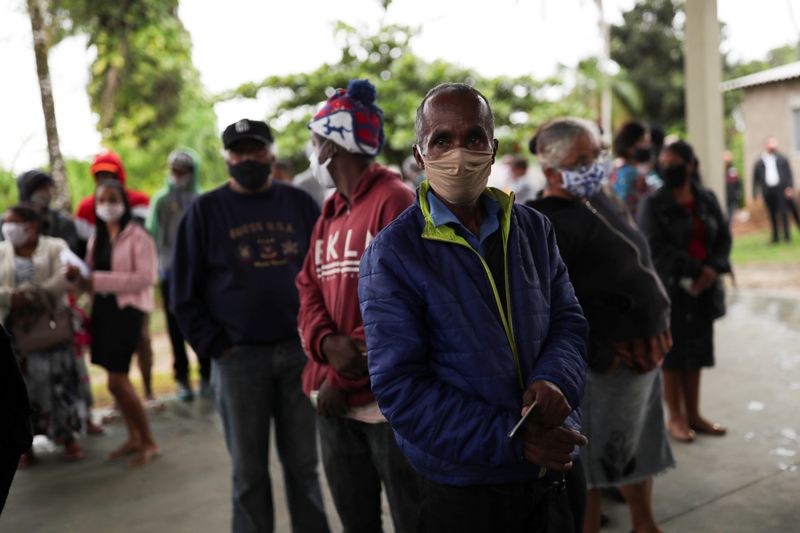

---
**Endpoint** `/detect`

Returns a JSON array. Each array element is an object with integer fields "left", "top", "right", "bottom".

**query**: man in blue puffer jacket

[{"left": 358, "top": 83, "right": 589, "bottom": 532}]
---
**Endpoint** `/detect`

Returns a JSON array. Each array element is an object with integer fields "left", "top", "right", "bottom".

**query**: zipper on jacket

[
  {"left": 583, "top": 198, "right": 669, "bottom": 302},
  {"left": 421, "top": 226, "right": 525, "bottom": 391}
]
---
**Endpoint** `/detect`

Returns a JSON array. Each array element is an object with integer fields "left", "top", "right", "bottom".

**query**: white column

[{"left": 684, "top": 0, "right": 725, "bottom": 209}]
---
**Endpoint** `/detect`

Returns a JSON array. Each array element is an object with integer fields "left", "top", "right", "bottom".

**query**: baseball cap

[{"left": 222, "top": 119, "right": 274, "bottom": 150}]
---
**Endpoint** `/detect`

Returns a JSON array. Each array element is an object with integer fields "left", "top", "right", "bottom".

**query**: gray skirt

[{"left": 581, "top": 366, "right": 675, "bottom": 488}]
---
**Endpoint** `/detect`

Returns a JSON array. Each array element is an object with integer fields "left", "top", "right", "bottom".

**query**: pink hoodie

[{"left": 86, "top": 223, "right": 156, "bottom": 313}]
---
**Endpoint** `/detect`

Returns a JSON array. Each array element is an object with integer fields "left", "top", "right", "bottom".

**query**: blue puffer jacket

[{"left": 358, "top": 182, "right": 588, "bottom": 486}]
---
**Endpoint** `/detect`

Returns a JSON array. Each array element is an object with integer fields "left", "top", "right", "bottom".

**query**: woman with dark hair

[
  {"left": 0, "top": 204, "right": 86, "bottom": 466},
  {"left": 609, "top": 121, "right": 654, "bottom": 217},
  {"left": 84, "top": 180, "right": 159, "bottom": 466},
  {"left": 529, "top": 118, "right": 674, "bottom": 533},
  {"left": 638, "top": 141, "right": 731, "bottom": 443}
]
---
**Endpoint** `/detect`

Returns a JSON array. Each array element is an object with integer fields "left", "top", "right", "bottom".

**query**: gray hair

[{"left": 535, "top": 118, "right": 600, "bottom": 168}]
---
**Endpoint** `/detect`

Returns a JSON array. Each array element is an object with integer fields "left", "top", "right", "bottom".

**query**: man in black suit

[{"left": 753, "top": 137, "right": 800, "bottom": 242}]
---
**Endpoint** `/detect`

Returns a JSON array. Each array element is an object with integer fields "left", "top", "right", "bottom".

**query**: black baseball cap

[{"left": 222, "top": 119, "right": 274, "bottom": 150}]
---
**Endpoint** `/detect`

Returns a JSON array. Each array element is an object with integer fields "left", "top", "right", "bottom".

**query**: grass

[{"left": 731, "top": 229, "right": 800, "bottom": 265}]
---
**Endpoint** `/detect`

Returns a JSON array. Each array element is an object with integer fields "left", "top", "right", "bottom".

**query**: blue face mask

[{"left": 559, "top": 162, "right": 606, "bottom": 198}]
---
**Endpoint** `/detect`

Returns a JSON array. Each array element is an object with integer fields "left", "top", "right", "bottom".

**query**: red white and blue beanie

[{"left": 308, "top": 79, "right": 384, "bottom": 157}]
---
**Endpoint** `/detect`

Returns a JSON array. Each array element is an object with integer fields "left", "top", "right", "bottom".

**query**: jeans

[
  {"left": 161, "top": 277, "right": 210, "bottom": 383},
  {"left": 212, "top": 340, "right": 329, "bottom": 533},
  {"left": 418, "top": 476, "right": 553, "bottom": 533},
  {"left": 317, "top": 416, "right": 420, "bottom": 533}
]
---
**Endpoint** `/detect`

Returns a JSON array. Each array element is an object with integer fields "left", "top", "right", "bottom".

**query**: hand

[
  {"left": 80, "top": 275, "right": 93, "bottom": 292},
  {"left": 317, "top": 379, "right": 349, "bottom": 417},
  {"left": 522, "top": 422, "right": 587, "bottom": 471},
  {"left": 64, "top": 265, "right": 80, "bottom": 282},
  {"left": 785, "top": 187, "right": 795, "bottom": 199},
  {"left": 322, "top": 335, "right": 367, "bottom": 380},
  {"left": 691, "top": 266, "right": 717, "bottom": 294},
  {"left": 647, "top": 330, "right": 672, "bottom": 367},
  {"left": 521, "top": 380, "right": 571, "bottom": 429}
]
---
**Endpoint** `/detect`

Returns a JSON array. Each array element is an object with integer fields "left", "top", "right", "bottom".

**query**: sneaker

[
  {"left": 176, "top": 380, "right": 195, "bottom": 402},
  {"left": 199, "top": 379, "right": 213, "bottom": 399}
]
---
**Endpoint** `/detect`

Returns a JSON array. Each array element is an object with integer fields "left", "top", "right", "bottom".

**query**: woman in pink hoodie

[{"left": 85, "top": 179, "right": 159, "bottom": 467}]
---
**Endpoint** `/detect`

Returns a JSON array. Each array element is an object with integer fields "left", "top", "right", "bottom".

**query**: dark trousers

[
  {"left": 0, "top": 444, "right": 20, "bottom": 515},
  {"left": 161, "top": 277, "right": 210, "bottom": 383},
  {"left": 418, "top": 476, "right": 556, "bottom": 533},
  {"left": 317, "top": 416, "right": 420, "bottom": 533},
  {"left": 212, "top": 340, "right": 329, "bottom": 533},
  {"left": 764, "top": 187, "right": 791, "bottom": 242}
]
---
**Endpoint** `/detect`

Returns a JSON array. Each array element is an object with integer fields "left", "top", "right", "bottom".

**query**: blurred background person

[
  {"left": 752, "top": 137, "right": 799, "bottom": 243},
  {"left": 271, "top": 158, "right": 295, "bottom": 184},
  {"left": 529, "top": 118, "right": 674, "bottom": 533},
  {"left": 723, "top": 150, "right": 741, "bottom": 228},
  {"left": 0, "top": 205, "right": 86, "bottom": 467},
  {"left": 401, "top": 154, "right": 424, "bottom": 190},
  {"left": 609, "top": 121, "right": 654, "bottom": 217},
  {"left": 15, "top": 170, "right": 81, "bottom": 255},
  {"left": 85, "top": 180, "right": 159, "bottom": 467},
  {"left": 639, "top": 140, "right": 731, "bottom": 443},
  {"left": 76, "top": 152, "right": 157, "bottom": 406},
  {"left": 504, "top": 155, "right": 536, "bottom": 203},
  {"left": 146, "top": 149, "right": 207, "bottom": 401}
]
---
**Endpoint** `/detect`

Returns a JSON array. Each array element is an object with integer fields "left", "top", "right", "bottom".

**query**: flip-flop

[{"left": 690, "top": 422, "right": 727, "bottom": 436}]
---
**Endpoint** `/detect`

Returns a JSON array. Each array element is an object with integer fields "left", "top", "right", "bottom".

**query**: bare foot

[
  {"left": 667, "top": 420, "right": 695, "bottom": 442},
  {"left": 63, "top": 441, "right": 86, "bottom": 462},
  {"left": 107, "top": 441, "right": 141, "bottom": 460},
  {"left": 128, "top": 444, "right": 160, "bottom": 468},
  {"left": 689, "top": 417, "right": 727, "bottom": 435}
]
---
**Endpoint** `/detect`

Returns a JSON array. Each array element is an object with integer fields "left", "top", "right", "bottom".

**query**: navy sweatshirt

[{"left": 170, "top": 181, "right": 320, "bottom": 359}]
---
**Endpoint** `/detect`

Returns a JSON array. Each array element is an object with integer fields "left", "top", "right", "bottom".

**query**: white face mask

[
  {"left": 2, "top": 222, "right": 31, "bottom": 247},
  {"left": 96, "top": 202, "right": 125, "bottom": 223},
  {"left": 309, "top": 142, "right": 336, "bottom": 189}
]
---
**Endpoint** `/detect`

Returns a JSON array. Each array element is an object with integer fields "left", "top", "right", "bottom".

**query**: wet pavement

[{"left": 2, "top": 290, "right": 800, "bottom": 532}]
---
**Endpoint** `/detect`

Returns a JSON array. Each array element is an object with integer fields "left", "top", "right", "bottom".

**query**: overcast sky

[{"left": 1, "top": 0, "right": 798, "bottom": 172}]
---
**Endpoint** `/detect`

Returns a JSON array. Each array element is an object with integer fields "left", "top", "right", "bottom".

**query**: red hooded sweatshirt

[
  {"left": 75, "top": 151, "right": 150, "bottom": 225},
  {"left": 297, "top": 163, "right": 414, "bottom": 406}
]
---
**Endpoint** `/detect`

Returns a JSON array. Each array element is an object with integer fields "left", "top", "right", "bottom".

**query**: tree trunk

[{"left": 27, "top": 0, "right": 70, "bottom": 211}]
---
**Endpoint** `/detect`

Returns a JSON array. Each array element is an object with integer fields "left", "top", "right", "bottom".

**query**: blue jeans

[
  {"left": 212, "top": 340, "right": 329, "bottom": 533},
  {"left": 317, "top": 416, "right": 420, "bottom": 533}
]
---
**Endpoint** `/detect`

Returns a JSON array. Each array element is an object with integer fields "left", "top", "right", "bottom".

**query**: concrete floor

[{"left": 2, "top": 290, "right": 800, "bottom": 532}]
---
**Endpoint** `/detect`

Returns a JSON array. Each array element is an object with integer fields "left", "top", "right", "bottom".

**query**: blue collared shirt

[{"left": 427, "top": 191, "right": 501, "bottom": 258}]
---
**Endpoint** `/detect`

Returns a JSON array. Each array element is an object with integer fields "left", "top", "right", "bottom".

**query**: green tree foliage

[
  {"left": 51, "top": 0, "right": 224, "bottom": 192},
  {"left": 216, "top": 22, "right": 607, "bottom": 170},
  {"left": 610, "top": 0, "right": 685, "bottom": 131}
]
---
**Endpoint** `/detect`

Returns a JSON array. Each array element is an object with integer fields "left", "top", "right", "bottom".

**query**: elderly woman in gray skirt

[{"left": 528, "top": 118, "right": 674, "bottom": 533}]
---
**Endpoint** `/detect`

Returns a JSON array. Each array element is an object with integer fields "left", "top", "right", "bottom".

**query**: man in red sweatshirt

[
  {"left": 296, "top": 79, "right": 420, "bottom": 532},
  {"left": 75, "top": 151, "right": 156, "bottom": 404}
]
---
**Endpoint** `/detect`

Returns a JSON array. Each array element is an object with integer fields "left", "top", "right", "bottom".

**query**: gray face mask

[{"left": 30, "top": 190, "right": 52, "bottom": 209}]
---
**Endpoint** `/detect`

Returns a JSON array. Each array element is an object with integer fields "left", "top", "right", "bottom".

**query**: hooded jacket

[
  {"left": 75, "top": 152, "right": 150, "bottom": 230},
  {"left": 358, "top": 181, "right": 587, "bottom": 486},
  {"left": 296, "top": 163, "right": 413, "bottom": 407},
  {"left": 145, "top": 149, "right": 201, "bottom": 274}
]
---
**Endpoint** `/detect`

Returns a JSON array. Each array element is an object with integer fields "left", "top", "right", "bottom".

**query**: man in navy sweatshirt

[{"left": 171, "top": 119, "right": 329, "bottom": 533}]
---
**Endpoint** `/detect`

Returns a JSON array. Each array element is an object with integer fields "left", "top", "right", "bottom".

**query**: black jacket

[
  {"left": 753, "top": 151, "right": 794, "bottom": 197},
  {"left": 529, "top": 191, "right": 670, "bottom": 372},
  {"left": 637, "top": 184, "right": 731, "bottom": 321}
]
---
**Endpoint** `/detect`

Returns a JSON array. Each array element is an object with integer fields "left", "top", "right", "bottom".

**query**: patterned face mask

[{"left": 558, "top": 161, "right": 606, "bottom": 198}]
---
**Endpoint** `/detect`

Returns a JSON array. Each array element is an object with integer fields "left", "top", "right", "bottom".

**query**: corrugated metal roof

[{"left": 722, "top": 61, "right": 800, "bottom": 92}]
